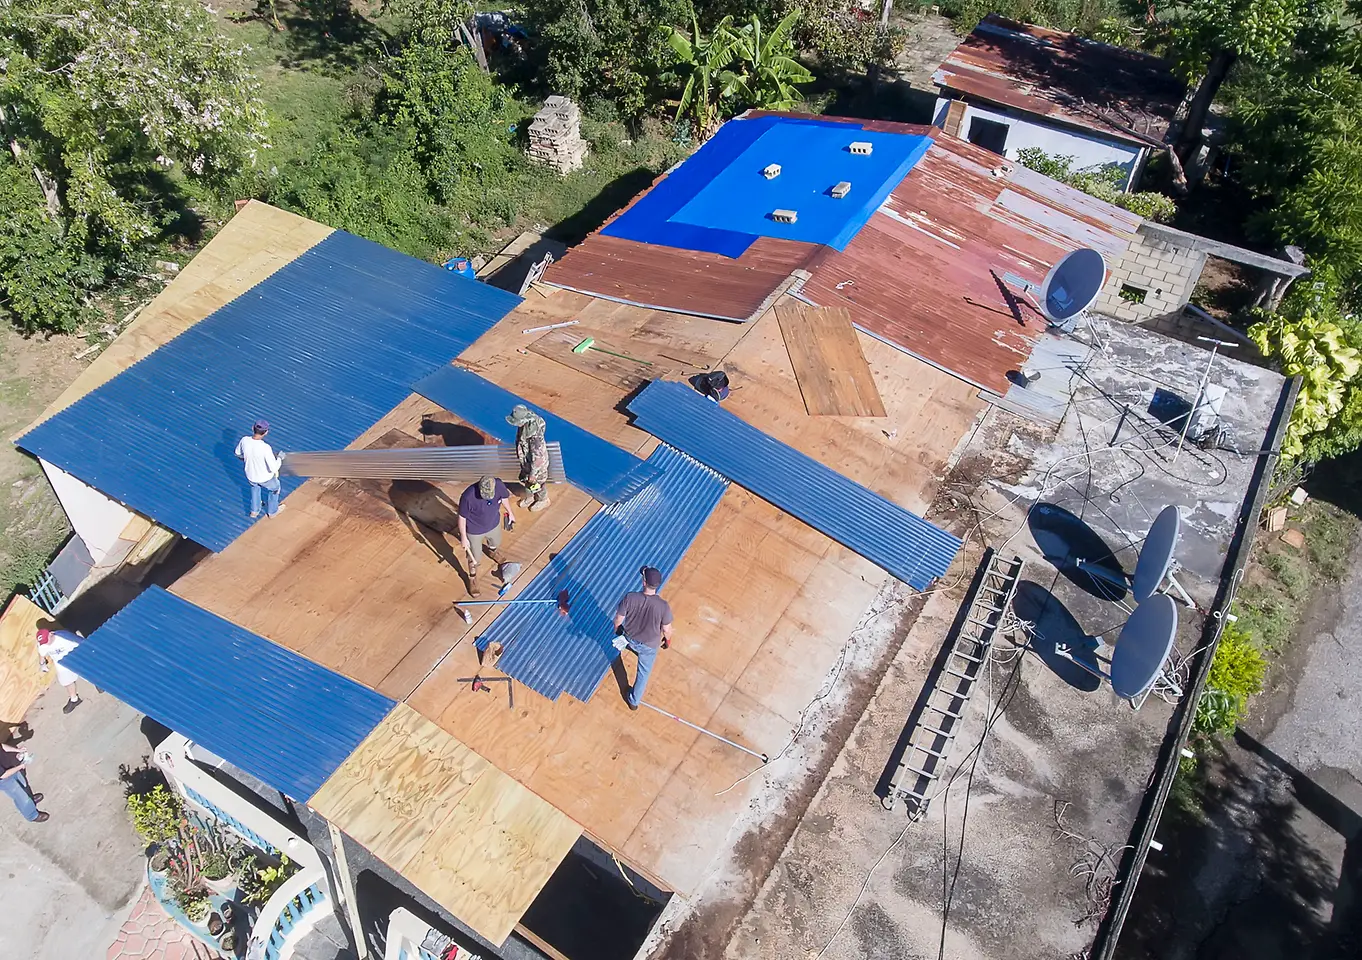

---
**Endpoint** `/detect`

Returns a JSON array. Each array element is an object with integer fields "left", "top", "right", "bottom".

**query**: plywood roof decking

[
  {"left": 22, "top": 202, "right": 332, "bottom": 435},
  {"left": 932, "top": 14, "right": 1185, "bottom": 145},
  {"left": 774, "top": 301, "right": 886, "bottom": 417},
  {"left": 310, "top": 703, "right": 581, "bottom": 946},
  {"left": 171, "top": 287, "right": 985, "bottom": 897},
  {"left": 802, "top": 134, "right": 1140, "bottom": 393}
]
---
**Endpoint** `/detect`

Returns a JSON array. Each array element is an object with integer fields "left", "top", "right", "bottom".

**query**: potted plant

[
  {"left": 148, "top": 845, "right": 171, "bottom": 877},
  {"left": 183, "top": 819, "right": 241, "bottom": 894},
  {"left": 238, "top": 853, "right": 297, "bottom": 905},
  {"left": 126, "top": 785, "right": 181, "bottom": 850},
  {"left": 175, "top": 886, "right": 212, "bottom": 925}
]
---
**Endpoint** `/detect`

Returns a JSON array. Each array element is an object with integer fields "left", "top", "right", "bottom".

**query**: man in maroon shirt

[{"left": 457, "top": 476, "right": 517, "bottom": 597}]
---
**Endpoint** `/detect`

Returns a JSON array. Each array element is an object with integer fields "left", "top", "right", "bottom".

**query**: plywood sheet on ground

[
  {"left": 774, "top": 301, "right": 886, "bottom": 417},
  {"left": 25, "top": 202, "right": 332, "bottom": 433},
  {"left": 310, "top": 703, "right": 580, "bottom": 945},
  {"left": 0, "top": 597, "right": 56, "bottom": 724}
]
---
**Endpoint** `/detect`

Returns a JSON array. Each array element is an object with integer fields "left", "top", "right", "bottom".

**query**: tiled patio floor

[{"left": 107, "top": 885, "right": 219, "bottom": 960}]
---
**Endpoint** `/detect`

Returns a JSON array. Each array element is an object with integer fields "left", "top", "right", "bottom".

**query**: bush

[
  {"left": 126, "top": 785, "right": 183, "bottom": 847},
  {"left": 1193, "top": 621, "right": 1266, "bottom": 735},
  {"left": 1015, "top": 147, "right": 1177, "bottom": 222}
]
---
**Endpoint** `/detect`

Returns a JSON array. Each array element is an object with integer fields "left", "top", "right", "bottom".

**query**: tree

[
  {"left": 663, "top": 15, "right": 739, "bottom": 136},
  {"left": 780, "top": 0, "right": 902, "bottom": 74},
  {"left": 1230, "top": 30, "right": 1362, "bottom": 287},
  {"left": 1163, "top": 0, "right": 1312, "bottom": 161},
  {"left": 0, "top": 0, "right": 268, "bottom": 331},
  {"left": 520, "top": 0, "right": 694, "bottom": 119},
  {"left": 724, "top": 12, "right": 814, "bottom": 112},
  {"left": 1249, "top": 281, "right": 1362, "bottom": 461}
]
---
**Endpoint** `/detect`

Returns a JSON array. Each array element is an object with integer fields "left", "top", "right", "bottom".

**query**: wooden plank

[
  {"left": 0, "top": 597, "right": 56, "bottom": 724},
  {"left": 402, "top": 755, "right": 582, "bottom": 946},
  {"left": 311, "top": 703, "right": 581, "bottom": 947},
  {"left": 528, "top": 326, "right": 701, "bottom": 392},
  {"left": 774, "top": 300, "right": 887, "bottom": 417},
  {"left": 309, "top": 704, "right": 490, "bottom": 871},
  {"left": 943, "top": 98, "right": 967, "bottom": 137}
]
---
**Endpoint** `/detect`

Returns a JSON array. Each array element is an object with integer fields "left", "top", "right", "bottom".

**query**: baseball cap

[
  {"left": 641, "top": 566, "right": 662, "bottom": 588},
  {"left": 35, "top": 628, "right": 51, "bottom": 644},
  {"left": 253, "top": 419, "right": 270, "bottom": 433},
  {"left": 506, "top": 404, "right": 535, "bottom": 426},
  {"left": 477, "top": 476, "right": 497, "bottom": 499}
]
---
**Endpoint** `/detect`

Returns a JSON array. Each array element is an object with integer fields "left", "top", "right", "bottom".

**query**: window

[
  {"left": 966, "top": 117, "right": 1009, "bottom": 156},
  {"left": 1119, "top": 284, "right": 1147, "bottom": 304}
]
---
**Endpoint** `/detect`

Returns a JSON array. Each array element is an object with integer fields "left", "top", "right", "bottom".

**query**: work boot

[
  {"left": 529, "top": 494, "right": 551, "bottom": 513},
  {"left": 518, "top": 495, "right": 536, "bottom": 509},
  {"left": 467, "top": 564, "right": 481, "bottom": 598}
]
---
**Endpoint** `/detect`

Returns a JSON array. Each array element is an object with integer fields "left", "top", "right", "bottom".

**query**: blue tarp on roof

[
  {"left": 17, "top": 230, "right": 521, "bottom": 552},
  {"left": 627, "top": 381, "right": 963, "bottom": 590},
  {"left": 600, "top": 115, "right": 929, "bottom": 257},
  {"left": 67, "top": 586, "right": 394, "bottom": 800},
  {"left": 477, "top": 444, "right": 727, "bottom": 702},
  {"left": 412, "top": 364, "right": 660, "bottom": 504}
]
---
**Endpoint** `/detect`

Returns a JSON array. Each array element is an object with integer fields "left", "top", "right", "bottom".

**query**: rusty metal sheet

[
  {"left": 803, "top": 133, "right": 1138, "bottom": 394},
  {"left": 932, "top": 15, "right": 1184, "bottom": 146}
]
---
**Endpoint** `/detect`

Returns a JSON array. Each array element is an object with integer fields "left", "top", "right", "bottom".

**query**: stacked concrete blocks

[
  {"left": 1096, "top": 232, "right": 1206, "bottom": 322},
  {"left": 527, "top": 96, "right": 588, "bottom": 175}
]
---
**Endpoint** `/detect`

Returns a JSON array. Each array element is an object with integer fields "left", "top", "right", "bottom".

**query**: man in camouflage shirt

[{"left": 507, "top": 404, "right": 551, "bottom": 512}]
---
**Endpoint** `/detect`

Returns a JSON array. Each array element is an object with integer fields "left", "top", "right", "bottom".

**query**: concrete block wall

[{"left": 1096, "top": 232, "right": 1206, "bottom": 322}]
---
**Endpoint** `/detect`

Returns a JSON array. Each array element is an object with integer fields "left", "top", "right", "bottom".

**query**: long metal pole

[
  {"left": 638, "top": 701, "right": 769, "bottom": 763},
  {"left": 1173, "top": 337, "right": 1235, "bottom": 464}
]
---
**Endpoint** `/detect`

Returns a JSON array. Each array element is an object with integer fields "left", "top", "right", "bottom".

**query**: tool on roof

[
  {"left": 453, "top": 588, "right": 571, "bottom": 624},
  {"left": 521, "top": 320, "right": 579, "bottom": 335},
  {"left": 457, "top": 675, "right": 515, "bottom": 709},
  {"left": 571, "top": 336, "right": 653, "bottom": 365},
  {"left": 638, "top": 701, "right": 769, "bottom": 764}
]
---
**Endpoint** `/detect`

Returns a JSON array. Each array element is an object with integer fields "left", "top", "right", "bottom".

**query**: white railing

[
  {"left": 153, "top": 733, "right": 320, "bottom": 870},
  {"left": 246, "top": 867, "right": 330, "bottom": 960}
]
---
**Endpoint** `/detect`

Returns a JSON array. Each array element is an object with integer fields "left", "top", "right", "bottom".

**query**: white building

[{"left": 932, "top": 15, "right": 1185, "bottom": 192}]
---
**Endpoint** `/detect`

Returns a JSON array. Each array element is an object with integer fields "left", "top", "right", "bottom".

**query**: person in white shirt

[
  {"left": 235, "top": 419, "right": 285, "bottom": 519},
  {"left": 35, "top": 627, "right": 83, "bottom": 714}
]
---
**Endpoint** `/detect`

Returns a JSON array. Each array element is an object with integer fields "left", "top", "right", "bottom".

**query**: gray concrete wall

[{"left": 1097, "top": 232, "right": 1206, "bottom": 322}]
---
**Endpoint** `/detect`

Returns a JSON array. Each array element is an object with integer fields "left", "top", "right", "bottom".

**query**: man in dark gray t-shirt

[{"left": 612, "top": 566, "right": 674, "bottom": 709}]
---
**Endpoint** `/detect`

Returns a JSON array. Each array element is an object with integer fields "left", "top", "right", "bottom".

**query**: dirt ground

[{"left": 0, "top": 328, "right": 88, "bottom": 601}]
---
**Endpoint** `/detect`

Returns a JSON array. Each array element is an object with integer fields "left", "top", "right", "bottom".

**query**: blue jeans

[
  {"left": 250, "top": 477, "right": 281, "bottom": 517},
  {"left": 0, "top": 770, "right": 39, "bottom": 821},
  {"left": 619, "top": 639, "right": 658, "bottom": 707}
]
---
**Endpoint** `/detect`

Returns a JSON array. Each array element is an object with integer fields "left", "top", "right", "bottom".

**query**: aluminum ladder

[{"left": 885, "top": 550, "right": 1024, "bottom": 816}]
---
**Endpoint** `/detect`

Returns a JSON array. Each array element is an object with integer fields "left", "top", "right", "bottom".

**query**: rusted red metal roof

[
  {"left": 543, "top": 113, "right": 1141, "bottom": 392},
  {"left": 802, "top": 132, "right": 1141, "bottom": 393},
  {"left": 933, "top": 15, "right": 1184, "bottom": 146}
]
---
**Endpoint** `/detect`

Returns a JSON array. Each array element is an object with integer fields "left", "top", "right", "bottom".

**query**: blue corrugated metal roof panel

[
  {"left": 17, "top": 231, "right": 521, "bottom": 552},
  {"left": 627, "top": 381, "right": 962, "bottom": 590},
  {"left": 477, "top": 444, "right": 727, "bottom": 701},
  {"left": 66, "top": 586, "right": 394, "bottom": 800},
  {"left": 412, "top": 364, "right": 660, "bottom": 504}
]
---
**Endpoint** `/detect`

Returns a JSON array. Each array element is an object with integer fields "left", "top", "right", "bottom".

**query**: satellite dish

[
  {"left": 1040, "top": 248, "right": 1106, "bottom": 326},
  {"left": 1109, "top": 594, "right": 1179, "bottom": 701},
  {"left": 1131, "top": 506, "right": 1181, "bottom": 602}
]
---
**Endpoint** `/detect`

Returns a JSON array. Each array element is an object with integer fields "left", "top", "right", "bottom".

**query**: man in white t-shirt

[
  {"left": 235, "top": 419, "right": 285, "bottom": 519},
  {"left": 35, "top": 627, "right": 83, "bottom": 714}
]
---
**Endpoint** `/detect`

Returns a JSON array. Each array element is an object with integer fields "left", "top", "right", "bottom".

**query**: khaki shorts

[{"left": 466, "top": 523, "right": 504, "bottom": 558}]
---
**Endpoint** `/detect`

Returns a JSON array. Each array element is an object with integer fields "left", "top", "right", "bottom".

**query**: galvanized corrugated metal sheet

[
  {"left": 67, "top": 586, "right": 394, "bottom": 800},
  {"left": 932, "top": 15, "right": 1183, "bottom": 145},
  {"left": 801, "top": 132, "right": 1139, "bottom": 393},
  {"left": 628, "top": 381, "right": 961, "bottom": 590},
  {"left": 282, "top": 442, "right": 567, "bottom": 482},
  {"left": 17, "top": 231, "right": 521, "bottom": 552},
  {"left": 412, "top": 365, "right": 659, "bottom": 504},
  {"left": 479, "top": 443, "right": 727, "bottom": 702}
]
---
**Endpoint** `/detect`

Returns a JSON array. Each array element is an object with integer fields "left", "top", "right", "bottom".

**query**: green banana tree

[
  {"left": 723, "top": 12, "right": 813, "bottom": 113},
  {"left": 662, "top": 14, "right": 739, "bottom": 140}
]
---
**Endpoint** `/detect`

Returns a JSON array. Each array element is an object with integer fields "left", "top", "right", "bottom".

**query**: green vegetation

[
  {"left": 1015, "top": 148, "right": 1177, "bottom": 222},
  {"left": 1194, "top": 621, "right": 1267, "bottom": 735}
]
